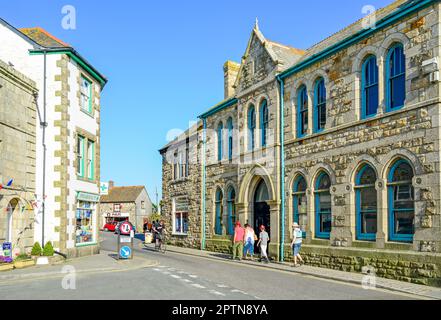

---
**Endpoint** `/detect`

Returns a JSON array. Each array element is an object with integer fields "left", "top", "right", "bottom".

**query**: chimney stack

[
  {"left": 223, "top": 61, "right": 240, "bottom": 99},
  {"left": 109, "top": 180, "right": 115, "bottom": 190}
]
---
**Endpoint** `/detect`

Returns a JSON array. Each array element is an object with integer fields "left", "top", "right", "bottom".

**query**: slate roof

[
  {"left": 20, "top": 27, "right": 71, "bottom": 49},
  {"left": 100, "top": 186, "right": 145, "bottom": 203}
]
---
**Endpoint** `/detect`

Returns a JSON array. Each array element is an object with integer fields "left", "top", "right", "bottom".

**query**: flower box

[
  {"left": 13, "top": 259, "right": 35, "bottom": 269},
  {"left": 0, "top": 263, "right": 14, "bottom": 272}
]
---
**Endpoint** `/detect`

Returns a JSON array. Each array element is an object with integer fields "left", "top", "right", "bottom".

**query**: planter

[
  {"left": 13, "top": 259, "right": 35, "bottom": 269},
  {"left": 32, "top": 255, "right": 65, "bottom": 266},
  {"left": 0, "top": 263, "right": 14, "bottom": 272}
]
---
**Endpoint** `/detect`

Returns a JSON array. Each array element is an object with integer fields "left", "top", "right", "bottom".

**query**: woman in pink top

[{"left": 232, "top": 221, "right": 245, "bottom": 260}]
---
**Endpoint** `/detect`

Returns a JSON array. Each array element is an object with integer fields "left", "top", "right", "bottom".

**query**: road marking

[
  {"left": 209, "top": 290, "right": 226, "bottom": 296},
  {"left": 191, "top": 284, "right": 206, "bottom": 289},
  {"left": 180, "top": 279, "right": 192, "bottom": 283},
  {"left": 170, "top": 275, "right": 181, "bottom": 279},
  {"left": 231, "top": 289, "right": 248, "bottom": 295},
  {"left": 216, "top": 284, "right": 229, "bottom": 288},
  {"left": 153, "top": 268, "right": 161, "bottom": 272},
  {"left": 189, "top": 275, "right": 198, "bottom": 278}
]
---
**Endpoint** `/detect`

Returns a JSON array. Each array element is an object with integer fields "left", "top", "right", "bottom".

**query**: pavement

[
  {"left": 160, "top": 243, "right": 441, "bottom": 300},
  {"left": 0, "top": 250, "right": 157, "bottom": 283}
]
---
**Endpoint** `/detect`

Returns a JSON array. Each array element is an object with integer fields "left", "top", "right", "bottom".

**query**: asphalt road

[{"left": 0, "top": 232, "right": 423, "bottom": 300}]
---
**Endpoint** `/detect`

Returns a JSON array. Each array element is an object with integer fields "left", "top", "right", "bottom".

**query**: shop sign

[
  {"left": 77, "top": 192, "right": 100, "bottom": 202},
  {"left": 2, "top": 242, "right": 12, "bottom": 257}
]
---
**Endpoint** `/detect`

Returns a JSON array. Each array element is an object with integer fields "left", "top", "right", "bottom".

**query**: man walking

[
  {"left": 232, "top": 221, "right": 245, "bottom": 261},
  {"left": 257, "top": 225, "right": 270, "bottom": 263}
]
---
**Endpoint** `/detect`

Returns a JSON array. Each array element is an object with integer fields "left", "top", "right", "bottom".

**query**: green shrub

[
  {"left": 42, "top": 242, "right": 55, "bottom": 257},
  {"left": 15, "top": 254, "right": 31, "bottom": 261},
  {"left": 31, "top": 242, "right": 42, "bottom": 256}
]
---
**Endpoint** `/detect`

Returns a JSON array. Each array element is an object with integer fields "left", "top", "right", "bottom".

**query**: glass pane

[
  {"left": 392, "top": 162, "right": 413, "bottom": 182},
  {"left": 317, "top": 174, "right": 331, "bottom": 190},
  {"left": 360, "top": 187, "right": 377, "bottom": 211},
  {"left": 366, "top": 85, "right": 378, "bottom": 116},
  {"left": 183, "top": 213, "right": 189, "bottom": 233},
  {"left": 296, "top": 194, "right": 307, "bottom": 215},
  {"left": 319, "top": 104, "right": 326, "bottom": 129},
  {"left": 394, "top": 210, "right": 414, "bottom": 235},
  {"left": 359, "top": 166, "right": 376, "bottom": 185},
  {"left": 319, "top": 193, "right": 331, "bottom": 211},
  {"left": 391, "top": 75, "right": 405, "bottom": 108},
  {"left": 320, "top": 212, "right": 332, "bottom": 233},
  {"left": 361, "top": 212, "right": 377, "bottom": 234},
  {"left": 175, "top": 213, "right": 181, "bottom": 233}
]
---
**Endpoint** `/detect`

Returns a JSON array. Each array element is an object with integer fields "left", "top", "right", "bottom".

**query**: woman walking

[
  {"left": 257, "top": 225, "right": 270, "bottom": 263},
  {"left": 291, "top": 222, "right": 304, "bottom": 267},
  {"left": 243, "top": 224, "right": 256, "bottom": 260}
]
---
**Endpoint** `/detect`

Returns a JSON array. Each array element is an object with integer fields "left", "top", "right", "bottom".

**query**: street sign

[
  {"left": 100, "top": 182, "right": 109, "bottom": 195},
  {"left": 119, "top": 246, "right": 132, "bottom": 259},
  {"left": 2, "top": 242, "right": 12, "bottom": 258},
  {"left": 119, "top": 221, "right": 133, "bottom": 235}
]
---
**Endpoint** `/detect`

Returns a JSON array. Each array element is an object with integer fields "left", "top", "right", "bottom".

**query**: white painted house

[{"left": 0, "top": 18, "right": 107, "bottom": 257}]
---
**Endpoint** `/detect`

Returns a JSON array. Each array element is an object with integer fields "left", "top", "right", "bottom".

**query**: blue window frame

[
  {"left": 248, "top": 105, "right": 256, "bottom": 151},
  {"left": 314, "top": 78, "right": 326, "bottom": 133},
  {"left": 388, "top": 159, "right": 415, "bottom": 243},
  {"left": 215, "top": 188, "right": 223, "bottom": 235},
  {"left": 297, "top": 85, "right": 308, "bottom": 138},
  {"left": 227, "top": 187, "right": 236, "bottom": 236},
  {"left": 260, "top": 100, "right": 269, "bottom": 147},
  {"left": 217, "top": 122, "right": 223, "bottom": 161},
  {"left": 355, "top": 164, "right": 377, "bottom": 241},
  {"left": 314, "top": 172, "right": 332, "bottom": 239},
  {"left": 227, "top": 118, "right": 233, "bottom": 161},
  {"left": 386, "top": 43, "right": 406, "bottom": 111},
  {"left": 361, "top": 56, "right": 379, "bottom": 119},
  {"left": 293, "top": 175, "right": 307, "bottom": 238}
]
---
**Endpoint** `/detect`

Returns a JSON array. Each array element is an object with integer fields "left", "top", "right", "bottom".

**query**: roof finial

[{"left": 254, "top": 17, "right": 259, "bottom": 31}]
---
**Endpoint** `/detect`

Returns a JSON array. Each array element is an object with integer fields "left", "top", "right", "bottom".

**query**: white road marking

[
  {"left": 191, "top": 284, "right": 206, "bottom": 289},
  {"left": 216, "top": 284, "right": 229, "bottom": 288},
  {"left": 180, "top": 279, "right": 192, "bottom": 283},
  {"left": 209, "top": 290, "right": 226, "bottom": 296},
  {"left": 189, "top": 275, "right": 198, "bottom": 278},
  {"left": 170, "top": 275, "right": 181, "bottom": 279},
  {"left": 153, "top": 268, "right": 161, "bottom": 272},
  {"left": 231, "top": 289, "right": 248, "bottom": 295}
]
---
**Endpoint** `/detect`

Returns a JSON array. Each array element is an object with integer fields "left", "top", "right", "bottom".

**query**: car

[{"left": 103, "top": 222, "right": 117, "bottom": 232}]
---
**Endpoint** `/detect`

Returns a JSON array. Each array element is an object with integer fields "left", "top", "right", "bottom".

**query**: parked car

[{"left": 103, "top": 222, "right": 117, "bottom": 232}]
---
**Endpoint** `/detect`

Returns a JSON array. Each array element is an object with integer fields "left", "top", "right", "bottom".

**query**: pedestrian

[
  {"left": 291, "top": 222, "right": 304, "bottom": 267},
  {"left": 256, "top": 225, "right": 270, "bottom": 263},
  {"left": 243, "top": 224, "right": 256, "bottom": 260},
  {"left": 232, "top": 221, "right": 245, "bottom": 261}
]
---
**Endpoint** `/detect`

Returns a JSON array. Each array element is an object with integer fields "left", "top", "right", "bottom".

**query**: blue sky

[{"left": 2, "top": 0, "right": 392, "bottom": 202}]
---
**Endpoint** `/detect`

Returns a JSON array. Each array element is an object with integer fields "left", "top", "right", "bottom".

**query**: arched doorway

[
  {"left": 5, "top": 199, "right": 18, "bottom": 244},
  {"left": 253, "top": 179, "right": 270, "bottom": 237}
]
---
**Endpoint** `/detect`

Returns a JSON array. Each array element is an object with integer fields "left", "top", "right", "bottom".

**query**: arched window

[
  {"left": 215, "top": 188, "right": 223, "bottom": 235},
  {"left": 297, "top": 85, "right": 308, "bottom": 138},
  {"left": 386, "top": 43, "right": 406, "bottom": 111},
  {"left": 388, "top": 159, "right": 415, "bottom": 242},
  {"left": 355, "top": 164, "right": 377, "bottom": 241},
  {"left": 314, "top": 78, "right": 326, "bottom": 132},
  {"left": 293, "top": 175, "right": 307, "bottom": 238},
  {"left": 260, "top": 100, "right": 269, "bottom": 147},
  {"left": 217, "top": 122, "right": 223, "bottom": 161},
  {"left": 227, "top": 118, "right": 233, "bottom": 161},
  {"left": 6, "top": 202, "right": 13, "bottom": 243},
  {"left": 361, "top": 56, "right": 379, "bottom": 118},
  {"left": 315, "top": 172, "right": 332, "bottom": 239},
  {"left": 248, "top": 105, "right": 256, "bottom": 151},
  {"left": 227, "top": 187, "right": 236, "bottom": 236}
]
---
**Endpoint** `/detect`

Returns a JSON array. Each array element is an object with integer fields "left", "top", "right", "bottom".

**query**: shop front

[{"left": 76, "top": 192, "right": 99, "bottom": 247}]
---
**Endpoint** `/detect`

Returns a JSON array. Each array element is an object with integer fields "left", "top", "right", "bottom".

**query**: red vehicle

[{"left": 102, "top": 222, "right": 117, "bottom": 232}]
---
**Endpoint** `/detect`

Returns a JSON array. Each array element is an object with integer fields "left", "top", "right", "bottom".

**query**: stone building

[
  {"left": 0, "top": 58, "right": 38, "bottom": 256},
  {"left": 100, "top": 182, "right": 153, "bottom": 232},
  {"left": 161, "top": 0, "right": 441, "bottom": 286},
  {"left": 0, "top": 19, "right": 107, "bottom": 258},
  {"left": 160, "top": 123, "right": 203, "bottom": 248}
]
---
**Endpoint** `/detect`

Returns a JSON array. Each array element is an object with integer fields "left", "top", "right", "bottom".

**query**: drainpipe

[
  {"left": 201, "top": 118, "right": 207, "bottom": 250},
  {"left": 41, "top": 51, "right": 48, "bottom": 247},
  {"left": 277, "top": 76, "right": 286, "bottom": 262}
]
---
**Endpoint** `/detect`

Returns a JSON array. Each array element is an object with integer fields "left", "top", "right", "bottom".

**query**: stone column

[
  {"left": 376, "top": 179, "right": 387, "bottom": 249},
  {"left": 268, "top": 200, "right": 280, "bottom": 261}
]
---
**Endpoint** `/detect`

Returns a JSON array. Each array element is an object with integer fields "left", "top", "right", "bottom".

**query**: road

[{"left": 0, "top": 232, "right": 422, "bottom": 300}]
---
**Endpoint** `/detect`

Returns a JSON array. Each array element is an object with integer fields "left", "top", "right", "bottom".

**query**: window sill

[
  {"left": 171, "top": 178, "right": 189, "bottom": 184},
  {"left": 80, "top": 109, "right": 94, "bottom": 118},
  {"left": 172, "top": 232, "right": 188, "bottom": 237}
]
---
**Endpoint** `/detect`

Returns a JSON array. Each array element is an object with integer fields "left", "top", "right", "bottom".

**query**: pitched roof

[
  {"left": 20, "top": 27, "right": 71, "bottom": 48},
  {"left": 100, "top": 186, "right": 145, "bottom": 203}
]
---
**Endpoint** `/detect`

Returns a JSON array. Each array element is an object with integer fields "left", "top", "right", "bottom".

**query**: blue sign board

[
  {"left": 2, "top": 242, "right": 12, "bottom": 258},
  {"left": 119, "top": 246, "right": 132, "bottom": 259}
]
